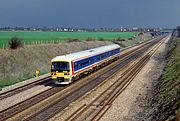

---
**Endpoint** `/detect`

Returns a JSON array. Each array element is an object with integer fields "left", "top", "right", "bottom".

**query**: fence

[{"left": 0, "top": 40, "right": 64, "bottom": 50}]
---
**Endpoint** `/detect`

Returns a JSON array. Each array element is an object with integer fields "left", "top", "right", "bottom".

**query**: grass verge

[{"left": 156, "top": 38, "right": 180, "bottom": 121}]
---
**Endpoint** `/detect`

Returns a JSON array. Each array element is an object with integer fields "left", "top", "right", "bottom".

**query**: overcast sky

[{"left": 0, "top": 0, "right": 179, "bottom": 28}]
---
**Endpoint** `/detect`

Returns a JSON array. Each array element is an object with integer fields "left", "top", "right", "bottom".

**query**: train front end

[{"left": 51, "top": 60, "right": 72, "bottom": 84}]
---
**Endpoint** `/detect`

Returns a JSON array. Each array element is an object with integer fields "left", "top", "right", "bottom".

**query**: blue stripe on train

[{"left": 74, "top": 48, "right": 120, "bottom": 72}]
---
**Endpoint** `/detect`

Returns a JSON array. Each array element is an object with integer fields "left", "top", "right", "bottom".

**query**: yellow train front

[
  {"left": 51, "top": 44, "right": 120, "bottom": 84},
  {"left": 51, "top": 58, "right": 72, "bottom": 84}
]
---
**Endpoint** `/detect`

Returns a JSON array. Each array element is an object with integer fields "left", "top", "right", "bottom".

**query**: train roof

[{"left": 51, "top": 44, "right": 120, "bottom": 62}]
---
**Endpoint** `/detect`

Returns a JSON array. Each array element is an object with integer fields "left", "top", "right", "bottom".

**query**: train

[{"left": 51, "top": 44, "right": 120, "bottom": 84}]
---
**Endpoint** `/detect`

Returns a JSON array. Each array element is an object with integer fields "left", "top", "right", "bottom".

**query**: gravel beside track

[
  {"left": 99, "top": 36, "right": 170, "bottom": 121},
  {"left": 0, "top": 84, "right": 52, "bottom": 112}
]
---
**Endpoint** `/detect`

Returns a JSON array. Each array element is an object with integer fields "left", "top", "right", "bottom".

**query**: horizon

[{"left": 0, "top": 26, "right": 174, "bottom": 29}]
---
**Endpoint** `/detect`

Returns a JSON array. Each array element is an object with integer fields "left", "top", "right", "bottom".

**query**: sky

[{"left": 0, "top": 0, "right": 179, "bottom": 28}]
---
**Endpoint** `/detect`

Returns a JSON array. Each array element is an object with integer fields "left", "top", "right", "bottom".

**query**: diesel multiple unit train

[{"left": 51, "top": 44, "right": 120, "bottom": 84}]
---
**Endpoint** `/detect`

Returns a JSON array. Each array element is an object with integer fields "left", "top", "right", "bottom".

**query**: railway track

[
  {"left": 0, "top": 76, "right": 52, "bottom": 101},
  {"left": 64, "top": 36, "right": 166, "bottom": 121},
  {"left": 0, "top": 36, "right": 168, "bottom": 121}
]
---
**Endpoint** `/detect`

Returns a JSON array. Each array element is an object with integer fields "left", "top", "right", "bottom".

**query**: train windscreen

[{"left": 51, "top": 62, "right": 70, "bottom": 72}]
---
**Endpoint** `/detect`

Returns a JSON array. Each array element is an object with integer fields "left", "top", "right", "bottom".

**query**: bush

[
  {"left": 9, "top": 36, "right": 23, "bottom": 49},
  {"left": 116, "top": 38, "right": 125, "bottom": 41},
  {"left": 99, "top": 38, "right": 104, "bottom": 41}
]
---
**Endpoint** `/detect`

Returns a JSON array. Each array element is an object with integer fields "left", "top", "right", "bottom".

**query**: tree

[{"left": 9, "top": 36, "right": 23, "bottom": 49}]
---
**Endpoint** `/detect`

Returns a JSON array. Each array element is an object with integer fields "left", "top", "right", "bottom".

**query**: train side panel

[{"left": 71, "top": 48, "right": 120, "bottom": 80}]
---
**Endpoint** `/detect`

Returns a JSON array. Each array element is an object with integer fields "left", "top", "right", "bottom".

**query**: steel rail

[
  {"left": 0, "top": 77, "right": 51, "bottom": 101},
  {"left": 64, "top": 36, "right": 166, "bottom": 121}
]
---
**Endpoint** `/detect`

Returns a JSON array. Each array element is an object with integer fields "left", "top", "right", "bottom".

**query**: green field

[{"left": 0, "top": 31, "right": 138, "bottom": 48}]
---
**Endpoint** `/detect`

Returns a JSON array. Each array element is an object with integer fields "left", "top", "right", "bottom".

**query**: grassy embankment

[
  {"left": 0, "top": 41, "right": 111, "bottom": 89},
  {"left": 155, "top": 38, "right": 180, "bottom": 120}
]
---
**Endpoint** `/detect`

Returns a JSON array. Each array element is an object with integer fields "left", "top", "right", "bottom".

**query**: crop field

[{"left": 0, "top": 31, "right": 138, "bottom": 48}]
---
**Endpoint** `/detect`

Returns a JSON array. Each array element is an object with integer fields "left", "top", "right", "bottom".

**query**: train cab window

[{"left": 51, "top": 62, "right": 70, "bottom": 72}]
